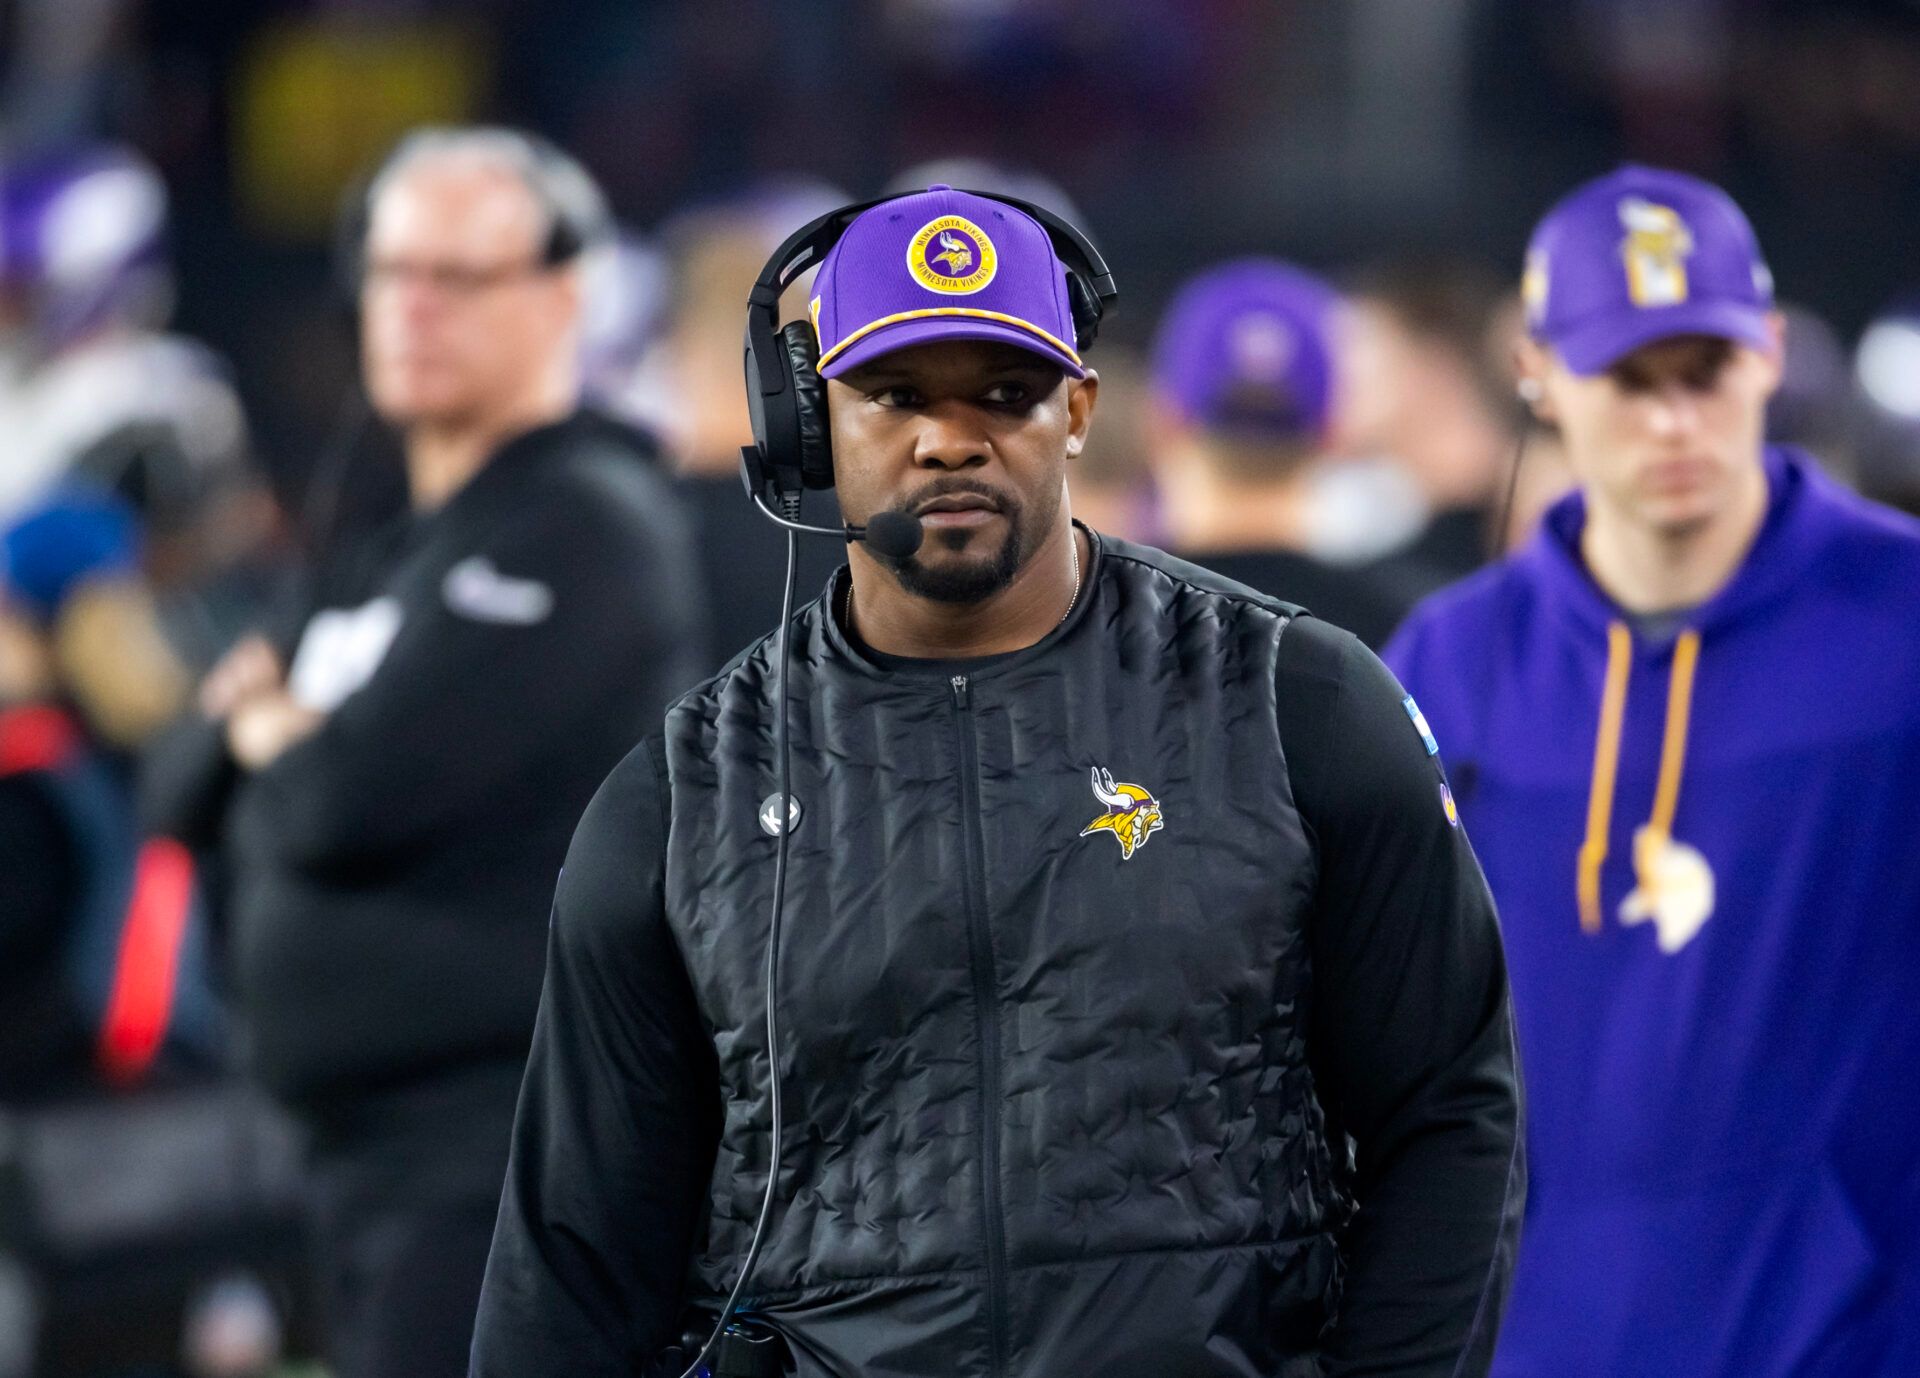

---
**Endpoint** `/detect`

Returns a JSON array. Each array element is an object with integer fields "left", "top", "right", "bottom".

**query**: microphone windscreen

[{"left": 862, "top": 510, "right": 924, "bottom": 559}]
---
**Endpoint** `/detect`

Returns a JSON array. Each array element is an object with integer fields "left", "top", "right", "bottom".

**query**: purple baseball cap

[
  {"left": 1524, "top": 164, "right": 1775, "bottom": 376},
  {"left": 1151, "top": 258, "right": 1339, "bottom": 438},
  {"left": 810, "top": 185, "right": 1083, "bottom": 380},
  {"left": 0, "top": 144, "right": 169, "bottom": 348}
]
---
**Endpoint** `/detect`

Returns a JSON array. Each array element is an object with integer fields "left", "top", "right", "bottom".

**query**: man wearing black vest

[{"left": 473, "top": 186, "right": 1520, "bottom": 1377}]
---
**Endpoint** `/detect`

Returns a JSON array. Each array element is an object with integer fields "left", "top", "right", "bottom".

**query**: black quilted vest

[{"left": 659, "top": 532, "right": 1350, "bottom": 1378}]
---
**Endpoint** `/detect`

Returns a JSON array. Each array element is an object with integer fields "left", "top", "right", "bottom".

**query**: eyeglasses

[{"left": 362, "top": 256, "right": 554, "bottom": 298}]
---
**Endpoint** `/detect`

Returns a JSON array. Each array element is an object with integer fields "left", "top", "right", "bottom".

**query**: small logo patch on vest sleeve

[
  {"left": 1402, "top": 696, "right": 1440, "bottom": 756},
  {"left": 1438, "top": 780, "right": 1460, "bottom": 828}
]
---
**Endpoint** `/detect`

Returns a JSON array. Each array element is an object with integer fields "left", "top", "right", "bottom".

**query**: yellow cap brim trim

[{"left": 815, "top": 306, "right": 1082, "bottom": 373}]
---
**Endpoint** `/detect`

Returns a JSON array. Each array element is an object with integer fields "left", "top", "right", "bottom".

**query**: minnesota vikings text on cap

[{"left": 907, "top": 214, "right": 998, "bottom": 295}]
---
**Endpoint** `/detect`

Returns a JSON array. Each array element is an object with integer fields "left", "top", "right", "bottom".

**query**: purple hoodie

[{"left": 1386, "top": 447, "right": 1920, "bottom": 1377}]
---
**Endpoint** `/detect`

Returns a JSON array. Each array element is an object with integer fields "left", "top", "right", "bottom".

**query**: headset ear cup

[
  {"left": 332, "top": 172, "right": 376, "bottom": 306},
  {"left": 1066, "top": 274, "right": 1103, "bottom": 352},
  {"left": 779, "top": 320, "right": 836, "bottom": 490}
]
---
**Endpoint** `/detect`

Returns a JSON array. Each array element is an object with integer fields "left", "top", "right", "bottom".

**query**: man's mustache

[{"left": 894, "top": 478, "right": 1017, "bottom": 518}]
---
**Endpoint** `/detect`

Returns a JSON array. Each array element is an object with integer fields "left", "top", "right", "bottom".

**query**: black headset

[{"left": 739, "top": 189, "right": 1118, "bottom": 508}]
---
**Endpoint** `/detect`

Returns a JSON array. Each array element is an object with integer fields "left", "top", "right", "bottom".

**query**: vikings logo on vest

[
  {"left": 907, "top": 215, "right": 997, "bottom": 295},
  {"left": 1618, "top": 197, "right": 1694, "bottom": 309},
  {"left": 1079, "top": 766, "right": 1165, "bottom": 861}
]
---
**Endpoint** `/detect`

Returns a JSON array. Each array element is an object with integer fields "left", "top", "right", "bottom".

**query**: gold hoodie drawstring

[
  {"left": 1576, "top": 623, "right": 1703, "bottom": 935},
  {"left": 1635, "top": 629, "right": 1702, "bottom": 894},
  {"left": 1578, "top": 623, "right": 1634, "bottom": 935}
]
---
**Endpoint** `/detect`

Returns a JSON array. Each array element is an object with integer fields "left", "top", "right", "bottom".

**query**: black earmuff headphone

[{"left": 739, "top": 189, "right": 1119, "bottom": 509}]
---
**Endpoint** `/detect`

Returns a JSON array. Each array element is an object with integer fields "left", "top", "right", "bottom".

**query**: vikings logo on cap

[
  {"left": 1228, "top": 312, "right": 1296, "bottom": 382},
  {"left": 1618, "top": 197, "right": 1694, "bottom": 309},
  {"left": 1522, "top": 249, "right": 1550, "bottom": 329},
  {"left": 907, "top": 214, "right": 997, "bottom": 295},
  {"left": 1079, "top": 766, "right": 1165, "bottom": 861}
]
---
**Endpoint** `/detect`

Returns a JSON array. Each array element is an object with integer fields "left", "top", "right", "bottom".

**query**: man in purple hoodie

[{"left": 1386, "top": 165, "right": 1920, "bottom": 1377}]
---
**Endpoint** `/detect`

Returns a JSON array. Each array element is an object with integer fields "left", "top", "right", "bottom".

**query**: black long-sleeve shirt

[
  {"left": 475, "top": 540, "right": 1521, "bottom": 1376},
  {"left": 143, "top": 412, "right": 709, "bottom": 1106}
]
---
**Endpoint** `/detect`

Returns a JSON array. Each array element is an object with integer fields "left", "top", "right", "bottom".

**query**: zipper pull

[{"left": 950, "top": 674, "right": 969, "bottom": 708}]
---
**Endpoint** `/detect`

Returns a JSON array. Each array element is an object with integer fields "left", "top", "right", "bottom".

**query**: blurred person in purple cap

[
  {"left": 0, "top": 143, "right": 246, "bottom": 516},
  {"left": 0, "top": 144, "right": 288, "bottom": 670},
  {"left": 0, "top": 144, "right": 210, "bottom": 523},
  {"left": 140, "top": 127, "right": 706, "bottom": 1378},
  {"left": 1386, "top": 165, "right": 1920, "bottom": 1377},
  {"left": 474, "top": 184, "right": 1520, "bottom": 1377},
  {"left": 1149, "top": 258, "right": 1425, "bottom": 649}
]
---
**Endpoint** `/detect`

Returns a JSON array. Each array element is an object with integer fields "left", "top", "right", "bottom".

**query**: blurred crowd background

[
  {"left": 13, "top": 0, "right": 1920, "bottom": 525},
  {"left": 3, "top": 1, "right": 1919, "bottom": 1375}
]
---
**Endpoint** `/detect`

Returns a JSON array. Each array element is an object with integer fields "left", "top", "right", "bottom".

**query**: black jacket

[
  {"left": 473, "top": 530, "right": 1523, "bottom": 1377},
  {"left": 144, "top": 412, "right": 707, "bottom": 1107}
]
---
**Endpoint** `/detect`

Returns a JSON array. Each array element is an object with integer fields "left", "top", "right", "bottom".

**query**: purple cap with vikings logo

[
  {"left": 1151, "top": 258, "right": 1340, "bottom": 438},
  {"left": 810, "top": 185, "right": 1084, "bottom": 380},
  {"left": 1524, "top": 164, "right": 1775, "bottom": 376}
]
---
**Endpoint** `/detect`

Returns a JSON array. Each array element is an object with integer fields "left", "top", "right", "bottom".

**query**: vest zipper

[{"left": 950, "top": 673, "right": 1009, "bottom": 1376}]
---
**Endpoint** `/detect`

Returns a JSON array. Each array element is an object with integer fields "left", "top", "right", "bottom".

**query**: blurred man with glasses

[{"left": 145, "top": 127, "right": 706, "bottom": 1378}]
